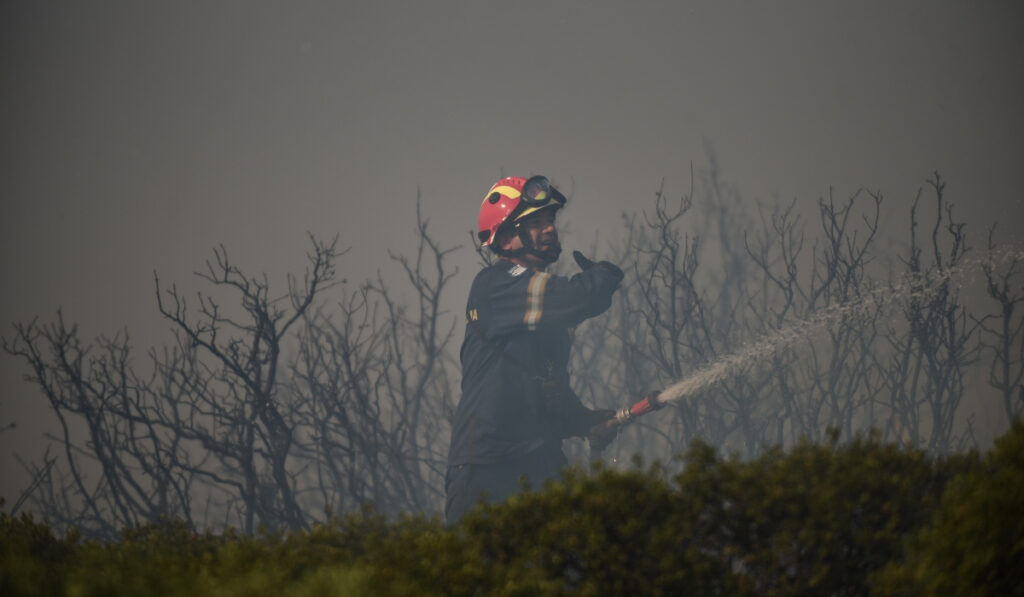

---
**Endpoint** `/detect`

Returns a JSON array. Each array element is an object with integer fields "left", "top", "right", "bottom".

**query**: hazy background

[{"left": 2, "top": 1, "right": 1022, "bottom": 503}]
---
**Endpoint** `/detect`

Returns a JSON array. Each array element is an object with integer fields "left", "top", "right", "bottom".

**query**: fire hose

[{"left": 589, "top": 390, "right": 667, "bottom": 455}]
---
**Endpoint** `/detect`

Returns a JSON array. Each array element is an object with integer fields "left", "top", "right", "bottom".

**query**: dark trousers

[{"left": 445, "top": 443, "right": 567, "bottom": 525}]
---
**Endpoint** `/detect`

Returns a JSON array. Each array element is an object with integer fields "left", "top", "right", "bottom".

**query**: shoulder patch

[{"left": 507, "top": 263, "right": 528, "bottom": 277}]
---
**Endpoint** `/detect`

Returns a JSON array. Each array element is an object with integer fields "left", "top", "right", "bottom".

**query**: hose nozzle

[{"left": 612, "top": 390, "right": 664, "bottom": 426}]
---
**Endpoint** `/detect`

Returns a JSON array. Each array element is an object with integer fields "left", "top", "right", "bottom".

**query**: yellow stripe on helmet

[
  {"left": 483, "top": 185, "right": 522, "bottom": 202},
  {"left": 514, "top": 199, "right": 563, "bottom": 222}
]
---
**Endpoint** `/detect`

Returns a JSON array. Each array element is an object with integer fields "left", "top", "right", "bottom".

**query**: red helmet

[{"left": 477, "top": 175, "right": 566, "bottom": 247}]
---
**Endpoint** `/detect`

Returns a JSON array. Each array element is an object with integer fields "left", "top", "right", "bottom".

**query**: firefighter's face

[
  {"left": 518, "top": 209, "right": 558, "bottom": 250},
  {"left": 498, "top": 209, "right": 560, "bottom": 268}
]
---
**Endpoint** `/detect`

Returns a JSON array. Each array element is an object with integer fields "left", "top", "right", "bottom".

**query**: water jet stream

[{"left": 611, "top": 246, "right": 1023, "bottom": 424}]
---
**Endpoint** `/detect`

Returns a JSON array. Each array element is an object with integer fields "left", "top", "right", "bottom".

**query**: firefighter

[{"left": 445, "top": 174, "right": 623, "bottom": 524}]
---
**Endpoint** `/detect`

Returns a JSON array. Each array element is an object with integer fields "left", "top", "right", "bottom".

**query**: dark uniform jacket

[{"left": 447, "top": 257, "right": 624, "bottom": 466}]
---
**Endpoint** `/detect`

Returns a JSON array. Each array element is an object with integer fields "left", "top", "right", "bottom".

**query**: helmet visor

[{"left": 521, "top": 176, "right": 566, "bottom": 207}]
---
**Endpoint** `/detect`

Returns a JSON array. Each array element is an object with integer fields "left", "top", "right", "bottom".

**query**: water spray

[{"left": 596, "top": 245, "right": 1024, "bottom": 439}]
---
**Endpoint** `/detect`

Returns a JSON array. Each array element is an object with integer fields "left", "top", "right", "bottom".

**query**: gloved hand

[
  {"left": 573, "top": 250, "right": 597, "bottom": 271},
  {"left": 586, "top": 409, "right": 619, "bottom": 455},
  {"left": 573, "top": 251, "right": 624, "bottom": 281}
]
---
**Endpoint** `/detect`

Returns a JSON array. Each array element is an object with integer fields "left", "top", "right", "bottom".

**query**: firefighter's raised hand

[
  {"left": 573, "top": 250, "right": 597, "bottom": 271},
  {"left": 573, "top": 251, "right": 624, "bottom": 282}
]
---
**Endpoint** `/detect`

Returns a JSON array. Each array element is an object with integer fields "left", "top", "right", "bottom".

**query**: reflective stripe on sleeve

[{"left": 523, "top": 272, "right": 551, "bottom": 330}]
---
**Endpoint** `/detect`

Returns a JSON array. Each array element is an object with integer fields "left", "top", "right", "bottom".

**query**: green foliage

[
  {"left": 673, "top": 432, "right": 970, "bottom": 595},
  {"left": 875, "top": 420, "right": 1024, "bottom": 596},
  {"left": 62, "top": 507, "right": 418, "bottom": 597},
  {"left": 65, "top": 516, "right": 223, "bottom": 597},
  {"left": 0, "top": 506, "right": 76, "bottom": 596},
  {"left": 0, "top": 428, "right": 1013, "bottom": 595},
  {"left": 457, "top": 462, "right": 734, "bottom": 595}
]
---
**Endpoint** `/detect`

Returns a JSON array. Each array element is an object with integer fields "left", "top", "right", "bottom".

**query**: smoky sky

[{"left": 1, "top": 1, "right": 1022, "bottom": 497}]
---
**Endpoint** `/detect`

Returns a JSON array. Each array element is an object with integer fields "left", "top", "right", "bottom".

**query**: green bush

[
  {"left": 441, "top": 433, "right": 964, "bottom": 596},
  {"left": 2, "top": 427, "right": 1012, "bottom": 596},
  {"left": 453, "top": 461, "right": 733, "bottom": 595},
  {"left": 62, "top": 508, "right": 423, "bottom": 597},
  {"left": 676, "top": 432, "right": 971, "bottom": 595},
  {"left": 65, "top": 516, "right": 223, "bottom": 597},
  {"left": 0, "top": 507, "right": 76, "bottom": 596},
  {"left": 874, "top": 420, "right": 1024, "bottom": 596}
]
